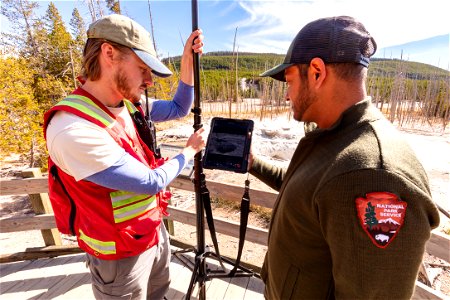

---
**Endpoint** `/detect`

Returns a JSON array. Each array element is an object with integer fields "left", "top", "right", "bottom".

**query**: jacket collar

[{"left": 303, "top": 97, "right": 382, "bottom": 138}]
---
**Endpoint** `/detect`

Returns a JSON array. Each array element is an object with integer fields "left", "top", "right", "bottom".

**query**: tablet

[{"left": 203, "top": 117, "right": 254, "bottom": 173}]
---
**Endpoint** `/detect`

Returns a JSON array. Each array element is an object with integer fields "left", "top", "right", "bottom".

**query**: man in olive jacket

[{"left": 250, "top": 16, "right": 440, "bottom": 299}]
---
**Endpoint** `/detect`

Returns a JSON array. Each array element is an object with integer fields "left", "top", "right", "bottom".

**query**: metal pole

[
  {"left": 191, "top": 0, "right": 201, "bottom": 118},
  {"left": 191, "top": 1, "right": 206, "bottom": 299}
]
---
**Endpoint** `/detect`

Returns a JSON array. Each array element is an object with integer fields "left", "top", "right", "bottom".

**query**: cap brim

[
  {"left": 133, "top": 49, "right": 172, "bottom": 78},
  {"left": 260, "top": 63, "right": 293, "bottom": 82}
]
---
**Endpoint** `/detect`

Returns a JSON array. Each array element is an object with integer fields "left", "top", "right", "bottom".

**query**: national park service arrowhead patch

[{"left": 355, "top": 192, "right": 407, "bottom": 249}]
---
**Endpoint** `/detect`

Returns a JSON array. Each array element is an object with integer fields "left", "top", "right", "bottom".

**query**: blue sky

[{"left": 1, "top": 0, "right": 449, "bottom": 68}]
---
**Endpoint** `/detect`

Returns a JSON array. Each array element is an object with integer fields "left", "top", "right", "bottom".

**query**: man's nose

[
  {"left": 144, "top": 73, "right": 153, "bottom": 87},
  {"left": 285, "top": 91, "right": 290, "bottom": 101}
]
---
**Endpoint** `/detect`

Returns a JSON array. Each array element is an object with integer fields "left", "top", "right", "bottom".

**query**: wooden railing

[{"left": 0, "top": 168, "right": 448, "bottom": 299}]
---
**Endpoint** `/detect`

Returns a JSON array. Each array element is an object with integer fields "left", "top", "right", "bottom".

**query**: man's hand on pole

[{"left": 180, "top": 29, "right": 204, "bottom": 86}]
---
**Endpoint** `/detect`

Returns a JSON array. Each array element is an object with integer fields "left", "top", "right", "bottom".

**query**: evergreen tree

[
  {"left": 364, "top": 202, "right": 379, "bottom": 230},
  {"left": 69, "top": 8, "right": 86, "bottom": 86},
  {"left": 69, "top": 8, "right": 86, "bottom": 54},
  {"left": 44, "top": 3, "right": 73, "bottom": 79}
]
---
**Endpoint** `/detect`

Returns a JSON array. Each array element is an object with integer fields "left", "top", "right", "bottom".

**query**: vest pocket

[{"left": 281, "top": 264, "right": 300, "bottom": 300}]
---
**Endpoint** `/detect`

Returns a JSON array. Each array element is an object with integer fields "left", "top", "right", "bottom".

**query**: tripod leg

[
  {"left": 185, "top": 260, "right": 198, "bottom": 299},
  {"left": 185, "top": 254, "right": 207, "bottom": 300}
]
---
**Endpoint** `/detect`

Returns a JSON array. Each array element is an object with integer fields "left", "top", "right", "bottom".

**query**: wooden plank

[
  {"left": 20, "top": 169, "right": 53, "bottom": 215},
  {"left": 0, "top": 214, "right": 57, "bottom": 233},
  {"left": 21, "top": 168, "right": 61, "bottom": 247},
  {"left": 0, "top": 259, "right": 35, "bottom": 278},
  {"left": 55, "top": 273, "right": 92, "bottom": 299},
  {"left": 21, "top": 254, "right": 90, "bottom": 299},
  {"left": 0, "top": 213, "right": 267, "bottom": 264},
  {"left": 167, "top": 207, "right": 268, "bottom": 246},
  {"left": 170, "top": 177, "right": 277, "bottom": 209},
  {"left": 40, "top": 254, "right": 90, "bottom": 299},
  {"left": 1, "top": 176, "right": 278, "bottom": 210},
  {"left": 0, "top": 177, "right": 48, "bottom": 196},
  {"left": 205, "top": 271, "right": 231, "bottom": 299},
  {"left": 244, "top": 275, "right": 265, "bottom": 300},
  {"left": 39, "top": 272, "right": 89, "bottom": 299},
  {"left": 412, "top": 281, "right": 446, "bottom": 300},
  {"left": 226, "top": 275, "right": 251, "bottom": 300},
  {"left": 426, "top": 230, "right": 450, "bottom": 262},
  {"left": 166, "top": 254, "right": 193, "bottom": 299},
  {"left": 0, "top": 208, "right": 269, "bottom": 246},
  {"left": 0, "top": 256, "right": 57, "bottom": 294},
  {"left": 0, "top": 245, "right": 82, "bottom": 263},
  {"left": 15, "top": 255, "right": 78, "bottom": 297}
]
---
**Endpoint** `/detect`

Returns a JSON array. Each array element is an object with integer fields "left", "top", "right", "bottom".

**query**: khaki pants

[{"left": 86, "top": 225, "right": 171, "bottom": 300}]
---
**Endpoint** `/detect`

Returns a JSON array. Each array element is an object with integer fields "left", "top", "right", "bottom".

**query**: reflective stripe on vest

[
  {"left": 123, "top": 100, "right": 139, "bottom": 115},
  {"left": 110, "top": 191, "right": 157, "bottom": 223},
  {"left": 79, "top": 229, "right": 116, "bottom": 255},
  {"left": 56, "top": 95, "right": 114, "bottom": 127},
  {"left": 56, "top": 95, "right": 137, "bottom": 127}
]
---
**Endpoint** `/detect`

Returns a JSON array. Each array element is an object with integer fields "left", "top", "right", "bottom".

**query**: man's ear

[
  {"left": 309, "top": 57, "right": 326, "bottom": 88},
  {"left": 100, "top": 42, "right": 115, "bottom": 66}
]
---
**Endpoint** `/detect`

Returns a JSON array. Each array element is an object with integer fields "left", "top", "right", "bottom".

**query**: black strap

[
  {"left": 200, "top": 174, "right": 226, "bottom": 270},
  {"left": 144, "top": 89, "right": 161, "bottom": 159},
  {"left": 132, "top": 107, "right": 161, "bottom": 159},
  {"left": 202, "top": 176, "right": 251, "bottom": 276},
  {"left": 229, "top": 179, "right": 251, "bottom": 276},
  {"left": 132, "top": 90, "right": 161, "bottom": 159},
  {"left": 50, "top": 165, "right": 77, "bottom": 236}
]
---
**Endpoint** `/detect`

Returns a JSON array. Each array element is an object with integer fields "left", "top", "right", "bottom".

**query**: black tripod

[{"left": 173, "top": 1, "right": 256, "bottom": 299}]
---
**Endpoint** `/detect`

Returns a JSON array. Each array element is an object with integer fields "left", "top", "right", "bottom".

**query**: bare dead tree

[
  {"left": 147, "top": 0, "right": 158, "bottom": 57},
  {"left": 85, "top": 0, "right": 104, "bottom": 22}
]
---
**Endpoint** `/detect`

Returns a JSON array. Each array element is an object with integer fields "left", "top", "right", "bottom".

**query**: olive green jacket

[{"left": 251, "top": 100, "right": 440, "bottom": 299}]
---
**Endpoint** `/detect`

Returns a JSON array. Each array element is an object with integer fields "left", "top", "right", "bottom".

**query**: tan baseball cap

[{"left": 87, "top": 14, "right": 172, "bottom": 78}]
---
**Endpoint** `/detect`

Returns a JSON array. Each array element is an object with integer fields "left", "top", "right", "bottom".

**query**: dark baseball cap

[
  {"left": 87, "top": 14, "right": 172, "bottom": 78},
  {"left": 261, "top": 16, "right": 377, "bottom": 81}
]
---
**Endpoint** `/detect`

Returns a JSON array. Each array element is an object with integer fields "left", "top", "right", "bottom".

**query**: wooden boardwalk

[{"left": 0, "top": 249, "right": 264, "bottom": 300}]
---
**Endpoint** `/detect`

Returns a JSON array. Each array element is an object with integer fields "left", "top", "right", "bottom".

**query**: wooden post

[{"left": 21, "top": 168, "right": 62, "bottom": 246}]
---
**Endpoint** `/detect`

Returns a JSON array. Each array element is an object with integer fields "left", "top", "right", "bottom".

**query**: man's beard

[
  {"left": 293, "top": 82, "right": 317, "bottom": 122},
  {"left": 114, "top": 70, "right": 143, "bottom": 102}
]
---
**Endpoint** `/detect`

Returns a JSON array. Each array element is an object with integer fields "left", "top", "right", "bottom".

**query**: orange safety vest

[{"left": 43, "top": 88, "right": 170, "bottom": 260}]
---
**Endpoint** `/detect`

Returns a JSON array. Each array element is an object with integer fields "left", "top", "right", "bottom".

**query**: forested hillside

[
  {"left": 166, "top": 52, "right": 449, "bottom": 118},
  {"left": 1, "top": 0, "right": 449, "bottom": 169},
  {"left": 168, "top": 52, "right": 449, "bottom": 79}
]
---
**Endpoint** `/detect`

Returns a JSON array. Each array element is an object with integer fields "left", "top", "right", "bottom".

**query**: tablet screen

[{"left": 203, "top": 117, "right": 254, "bottom": 173}]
